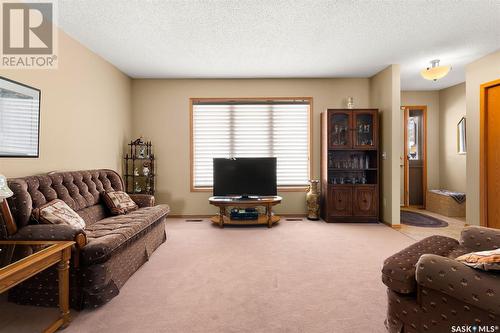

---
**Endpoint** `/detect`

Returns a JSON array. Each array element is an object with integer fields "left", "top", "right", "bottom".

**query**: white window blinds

[
  {"left": 0, "top": 79, "right": 40, "bottom": 157},
  {"left": 192, "top": 100, "right": 310, "bottom": 188}
]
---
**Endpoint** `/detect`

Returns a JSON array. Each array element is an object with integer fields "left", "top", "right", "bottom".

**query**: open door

[
  {"left": 402, "top": 106, "right": 427, "bottom": 208},
  {"left": 480, "top": 79, "right": 500, "bottom": 229}
]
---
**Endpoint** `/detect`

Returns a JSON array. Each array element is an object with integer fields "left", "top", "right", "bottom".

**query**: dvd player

[{"left": 230, "top": 208, "right": 259, "bottom": 220}]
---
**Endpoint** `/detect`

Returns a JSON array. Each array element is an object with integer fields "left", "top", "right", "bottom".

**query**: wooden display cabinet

[{"left": 321, "top": 109, "right": 379, "bottom": 222}]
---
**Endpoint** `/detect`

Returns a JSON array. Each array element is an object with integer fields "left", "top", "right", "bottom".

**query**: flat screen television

[{"left": 213, "top": 157, "right": 277, "bottom": 197}]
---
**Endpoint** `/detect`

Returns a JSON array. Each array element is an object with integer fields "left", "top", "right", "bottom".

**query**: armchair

[{"left": 383, "top": 226, "right": 500, "bottom": 333}]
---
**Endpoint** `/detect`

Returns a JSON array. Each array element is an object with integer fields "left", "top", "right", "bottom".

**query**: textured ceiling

[{"left": 58, "top": 0, "right": 500, "bottom": 90}]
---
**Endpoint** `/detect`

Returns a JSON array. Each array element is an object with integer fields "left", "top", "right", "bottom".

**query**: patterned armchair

[{"left": 382, "top": 226, "right": 500, "bottom": 333}]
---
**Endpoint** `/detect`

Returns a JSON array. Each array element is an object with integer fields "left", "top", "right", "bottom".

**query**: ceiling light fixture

[{"left": 420, "top": 59, "right": 451, "bottom": 81}]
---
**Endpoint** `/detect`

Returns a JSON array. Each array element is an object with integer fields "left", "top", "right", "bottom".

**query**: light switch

[{"left": 382, "top": 152, "right": 387, "bottom": 160}]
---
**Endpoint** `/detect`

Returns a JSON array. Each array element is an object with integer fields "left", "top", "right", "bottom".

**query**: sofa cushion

[
  {"left": 32, "top": 199, "right": 86, "bottom": 229},
  {"left": 81, "top": 204, "right": 170, "bottom": 265},
  {"left": 455, "top": 248, "right": 500, "bottom": 271},
  {"left": 77, "top": 204, "right": 108, "bottom": 226},
  {"left": 382, "top": 235, "right": 459, "bottom": 293},
  {"left": 102, "top": 191, "right": 138, "bottom": 215}
]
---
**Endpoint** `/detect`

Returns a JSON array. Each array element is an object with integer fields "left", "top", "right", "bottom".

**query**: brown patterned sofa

[
  {"left": 382, "top": 226, "right": 500, "bottom": 333},
  {"left": 1, "top": 169, "right": 169, "bottom": 309}
]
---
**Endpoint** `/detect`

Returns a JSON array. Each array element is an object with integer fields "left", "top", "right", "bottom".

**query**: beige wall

[
  {"left": 400, "top": 91, "right": 440, "bottom": 191},
  {"left": 370, "top": 65, "right": 401, "bottom": 225},
  {"left": 465, "top": 50, "right": 500, "bottom": 226},
  {"left": 131, "top": 78, "right": 371, "bottom": 215},
  {"left": 0, "top": 30, "right": 132, "bottom": 178},
  {"left": 439, "top": 83, "right": 466, "bottom": 192}
]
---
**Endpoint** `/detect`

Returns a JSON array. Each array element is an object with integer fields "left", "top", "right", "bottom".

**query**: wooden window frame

[{"left": 189, "top": 97, "right": 313, "bottom": 192}]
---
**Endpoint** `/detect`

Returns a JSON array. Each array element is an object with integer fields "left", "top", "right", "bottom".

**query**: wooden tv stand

[{"left": 209, "top": 196, "right": 282, "bottom": 228}]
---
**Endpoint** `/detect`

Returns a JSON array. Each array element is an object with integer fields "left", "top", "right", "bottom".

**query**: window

[
  {"left": 407, "top": 116, "right": 419, "bottom": 160},
  {"left": 0, "top": 77, "right": 40, "bottom": 157},
  {"left": 191, "top": 98, "right": 311, "bottom": 190}
]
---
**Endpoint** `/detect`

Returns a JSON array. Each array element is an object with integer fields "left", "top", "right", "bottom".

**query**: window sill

[{"left": 191, "top": 186, "right": 309, "bottom": 193}]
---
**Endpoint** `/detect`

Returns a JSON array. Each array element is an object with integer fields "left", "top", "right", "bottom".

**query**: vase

[{"left": 306, "top": 180, "right": 320, "bottom": 220}]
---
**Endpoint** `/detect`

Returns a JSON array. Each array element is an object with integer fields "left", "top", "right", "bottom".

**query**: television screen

[{"left": 213, "top": 157, "right": 277, "bottom": 197}]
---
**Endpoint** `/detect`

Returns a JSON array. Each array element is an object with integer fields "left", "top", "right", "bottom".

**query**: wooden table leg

[
  {"left": 58, "top": 248, "right": 71, "bottom": 328},
  {"left": 219, "top": 206, "right": 225, "bottom": 228},
  {"left": 267, "top": 204, "right": 272, "bottom": 228}
]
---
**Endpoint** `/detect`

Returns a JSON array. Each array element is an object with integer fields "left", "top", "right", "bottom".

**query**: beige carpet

[{"left": 0, "top": 218, "right": 415, "bottom": 333}]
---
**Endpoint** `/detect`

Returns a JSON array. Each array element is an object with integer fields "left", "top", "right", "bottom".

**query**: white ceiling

[{"left": 58, "top": 0, "right": 500, "bottom": 90}]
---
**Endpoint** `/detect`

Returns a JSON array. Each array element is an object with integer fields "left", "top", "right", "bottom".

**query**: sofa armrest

[
  {"left": 129, "top": 194, "right": 155, "bottom": 208},
  {"left": 10, "top": 224, "right": 87, "bottom": 249},
  {"left": 382, "top": 235, "right": 459, "bottom": 294},
  {"left": 416, "top": 254, "right": 500, "bottom": 314},
  {"left": 459, "top": 226, "right": 500, "bottom": 251}
]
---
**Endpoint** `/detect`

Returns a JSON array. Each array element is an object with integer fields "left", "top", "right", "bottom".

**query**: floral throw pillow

[
  {"left": 456, "top": 248, "right": 500, "bottom": 271},
  {"left": 102, "top": 191, "right": 138, "bottom": 215},
  {"left": 32, "top": 199, "right": 86, "bottom": 229}
]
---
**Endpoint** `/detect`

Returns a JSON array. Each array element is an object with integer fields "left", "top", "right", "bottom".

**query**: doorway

[
  {"left": 480, "top": 78, "right": 500, "bottom": 229},
  {"left": 402, "top": 106, "right": 427, "bottom": 208}
]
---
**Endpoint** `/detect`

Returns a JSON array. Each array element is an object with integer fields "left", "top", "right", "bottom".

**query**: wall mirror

[
  {"left": 0, "top": 77, "right": 40, "bottom": 157},
  {"left": 457, "top": 116, "right": 466, "bottom": 154}
]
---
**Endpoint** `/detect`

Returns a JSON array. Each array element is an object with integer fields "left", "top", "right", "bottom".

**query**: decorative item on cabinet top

[
  {"left": 124, "top": 136, "right": 156, "bottom": 195},
  {"left": 346, "top": 96, "right": 354, "bottom": 109}
]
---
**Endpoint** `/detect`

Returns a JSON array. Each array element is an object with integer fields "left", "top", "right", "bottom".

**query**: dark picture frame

[{"left": 0, "top": 76, "right": 41, "bottom": 158}]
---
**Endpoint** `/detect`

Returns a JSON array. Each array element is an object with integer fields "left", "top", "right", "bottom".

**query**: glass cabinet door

[
  {"left": 329, "top": 111, "right": 352, "bottom": 148},
  {"left": 353, "top": 111, "right": 377, "bottom": 148}
]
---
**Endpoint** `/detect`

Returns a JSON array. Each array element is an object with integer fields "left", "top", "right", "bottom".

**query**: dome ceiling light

[{"left": 420, "top": 59, "right": 451, "bottom": 81}]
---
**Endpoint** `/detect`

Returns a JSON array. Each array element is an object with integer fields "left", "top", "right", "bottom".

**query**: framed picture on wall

[
  {"left": 0, "top": 76, "right": 41, "bottom": 157},
  {"left": 457, "top": 116, "right": 466, "bottom": 154}
]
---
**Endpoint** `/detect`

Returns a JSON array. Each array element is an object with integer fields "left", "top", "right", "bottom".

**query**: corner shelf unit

[
  {"left": 320, "top": 109, "right": 380, "bottom": 222},
  {"left": 124, "top": 140, "right": 156, "bottom": 195}
]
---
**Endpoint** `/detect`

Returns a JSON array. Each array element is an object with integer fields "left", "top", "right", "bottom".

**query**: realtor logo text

[{"left": 1, "top": 1, "right": 58, "bottom": 68}]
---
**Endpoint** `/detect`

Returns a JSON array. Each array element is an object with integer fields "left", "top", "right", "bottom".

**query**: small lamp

[{"left": 0, "top": 175, "right": 13, "bottom": 202}]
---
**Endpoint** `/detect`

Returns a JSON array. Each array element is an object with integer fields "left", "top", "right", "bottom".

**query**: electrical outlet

[{"left": 382, "top": 152, "right": 387, "bottom": 160}]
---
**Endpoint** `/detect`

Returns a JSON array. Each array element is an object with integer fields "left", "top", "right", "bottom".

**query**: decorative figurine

[
  {"left": 347, "top": 96, "right": 354, "bottom": 109},
  {"left": 133, "top": 167, "right": 139, "bottom": 176},
  {"left": 138, "top": 145, "right": 146, "bottom": 158},
  {"left": 143, "top": 162, "right": 150, "bottom": 176},
  {"left": 306, "top": 180, "right": 320, "bottom": 220},
  {"left": 132, "top": 136, "right": 145, "bottom": 145},
  {"left": 134, "top": 181, "right": 142, "bottom": 193}
]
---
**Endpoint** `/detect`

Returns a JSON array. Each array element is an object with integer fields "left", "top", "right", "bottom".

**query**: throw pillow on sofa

[
  {"left": 456, "top": 248, "right": 500, "bottom": 271},
  {"left": 32, "top": 199, "right": 86, "bottom": 229},
  {"left": 102, "top": 190, "right": 138, "bottom": 215}
]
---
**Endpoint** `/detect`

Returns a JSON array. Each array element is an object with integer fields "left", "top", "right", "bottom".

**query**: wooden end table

[
  {"left": 0, "top": 240, "right": 74, "bottom": 333},
  {"left": 209, "top": 196, "right": 282, "bottom": 228}
]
